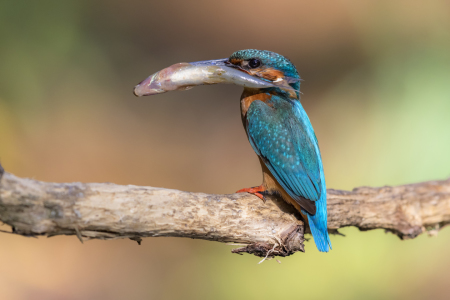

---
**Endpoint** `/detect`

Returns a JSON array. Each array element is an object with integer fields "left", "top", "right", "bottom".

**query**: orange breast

[{"left": 240, "top": 90, "right": 272, "bottom": 121}]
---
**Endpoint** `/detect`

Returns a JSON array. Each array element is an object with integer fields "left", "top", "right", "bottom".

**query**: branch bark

[{"left": 0, "top": 165, "right": 449, "bottom": 258}]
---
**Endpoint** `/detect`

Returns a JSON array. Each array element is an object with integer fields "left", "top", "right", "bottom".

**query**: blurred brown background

[{"left": 1, "top": 1, "right": 450, "bottom": 299}]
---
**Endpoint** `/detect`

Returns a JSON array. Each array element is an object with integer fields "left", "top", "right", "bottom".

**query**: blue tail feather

[{"left": 304, "top": 191, "right": 331, "bottom": 252}]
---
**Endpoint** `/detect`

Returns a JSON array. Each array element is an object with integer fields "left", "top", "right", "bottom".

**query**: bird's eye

[{"left": 248, "top": 58, "right": 261, "bottom": 69}]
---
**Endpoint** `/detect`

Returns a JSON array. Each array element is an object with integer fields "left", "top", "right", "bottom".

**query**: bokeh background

[{"left": 1, "top": 0, "right": 450, "bottom": 299}]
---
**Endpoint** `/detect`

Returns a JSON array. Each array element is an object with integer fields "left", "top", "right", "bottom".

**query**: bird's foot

[{"left": 236, "top": 185, "right": 267, "bottom": 202}]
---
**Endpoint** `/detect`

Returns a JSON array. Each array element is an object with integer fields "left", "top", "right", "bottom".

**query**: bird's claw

[{"left": 236, "top": 185, "right": 267, "bottom": 202}]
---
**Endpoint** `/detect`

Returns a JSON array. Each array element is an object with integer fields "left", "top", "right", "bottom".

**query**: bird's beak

[
  {"left": 133, "top": 58, "right": 276, "bottom": 97},
  {"left": 189, "top": 58, "right": 230, "bottom": 67}
]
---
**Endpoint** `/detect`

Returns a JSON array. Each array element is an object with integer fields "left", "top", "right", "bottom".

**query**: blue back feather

[{"left": 293, "top": 101, "right": 331, "bottom": 252}]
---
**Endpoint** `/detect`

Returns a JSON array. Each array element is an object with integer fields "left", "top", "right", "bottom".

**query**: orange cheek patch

[
  {"left": 229, "top": 58, "right": 243, "bottom": 65},
  {"left": 251, "top": 67, "right": 285, "bottom": 81}
]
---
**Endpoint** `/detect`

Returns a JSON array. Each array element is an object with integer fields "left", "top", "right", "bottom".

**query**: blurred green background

[{"left": 1, "top": 0, "right": 450, "bottom": 299}]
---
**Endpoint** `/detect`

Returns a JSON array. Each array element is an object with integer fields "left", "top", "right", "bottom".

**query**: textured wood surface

[{"left": 1, "top": 166, "right": 449, "bottom": 258}]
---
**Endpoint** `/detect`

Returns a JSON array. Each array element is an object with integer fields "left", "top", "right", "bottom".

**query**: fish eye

[{"left": 248, "top": 58, "right": 261, "bottom": 69}]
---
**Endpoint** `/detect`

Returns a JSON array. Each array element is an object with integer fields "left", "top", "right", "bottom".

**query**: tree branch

[{"left": 0, "top": 164, "right": 449, "bottom": 258}]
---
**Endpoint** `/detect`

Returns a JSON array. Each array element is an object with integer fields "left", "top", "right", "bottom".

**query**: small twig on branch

[{"left": 0, "top": 163, "right": 449, "bottom": 258}]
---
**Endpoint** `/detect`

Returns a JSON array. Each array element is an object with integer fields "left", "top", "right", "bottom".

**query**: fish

[{"left": 134, "top": 61, "right": 298, "bottom": 97}]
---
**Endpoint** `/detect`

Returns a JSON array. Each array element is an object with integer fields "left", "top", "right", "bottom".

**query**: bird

[{"left": 134, "top": 49, "right": 331, "bottom": 252}]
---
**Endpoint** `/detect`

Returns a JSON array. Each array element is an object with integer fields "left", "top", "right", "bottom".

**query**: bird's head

[
  {"left": 134, "top": 49, "right": 300, "bottom": 99},
  {"left": 226, "top": 49, "right": 300, "bottom": 96}
]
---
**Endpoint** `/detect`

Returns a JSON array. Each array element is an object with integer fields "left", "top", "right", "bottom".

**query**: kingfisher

[{"left": 134, "top": 49, "right": 331, "bottom": 252}]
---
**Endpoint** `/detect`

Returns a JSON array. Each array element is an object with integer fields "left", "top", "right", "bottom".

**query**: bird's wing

[{"left": 246, "top": 100, "right": 322, "bottom": 215}]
